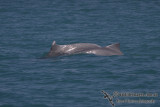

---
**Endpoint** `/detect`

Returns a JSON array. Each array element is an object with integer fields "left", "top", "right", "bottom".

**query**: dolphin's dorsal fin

[
  {"left": 106, "top": 43, "right": 120, "bottom": 50},
  {"left": 106, "top": 43, "right": 123, "bottom": 55},
  {"left": 52, "top": 41, "right": 56, "bottom": 46},
  {"left": 51, "top": 41, "right": 57, "bottom": 50}
]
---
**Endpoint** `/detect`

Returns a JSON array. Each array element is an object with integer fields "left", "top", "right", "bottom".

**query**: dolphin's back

[
  {"left": 60, "top": 43, "right": 101, "bottom": 54},
  {"left": 47, "top": 41, "right": 123, "bottom": 57}
]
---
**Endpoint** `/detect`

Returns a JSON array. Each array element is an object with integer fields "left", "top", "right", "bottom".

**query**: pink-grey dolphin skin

[{"left": 47, "top": 41, "right": 123, "bottom": 57}]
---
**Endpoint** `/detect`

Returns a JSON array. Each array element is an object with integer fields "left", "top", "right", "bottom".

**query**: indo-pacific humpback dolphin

[{"left": 47, "top": 41, "right": 123, "bottom": 57}]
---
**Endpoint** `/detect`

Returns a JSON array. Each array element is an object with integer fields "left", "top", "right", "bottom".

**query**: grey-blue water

[{"left": 0, "top": 0, "right": 160, "bottom": 107}]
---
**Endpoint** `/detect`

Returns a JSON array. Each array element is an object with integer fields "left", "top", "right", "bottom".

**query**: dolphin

[{"left": 47, "top": 41, "right": 123, "bottom": 57}]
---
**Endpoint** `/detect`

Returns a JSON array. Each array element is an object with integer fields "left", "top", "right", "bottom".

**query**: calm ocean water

[{"left": 0, "top": 0, "right": 160, "bottom": 107}]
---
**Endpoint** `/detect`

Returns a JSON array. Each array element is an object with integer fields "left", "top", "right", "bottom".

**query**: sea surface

[{"left": 0, "top": 0, "right": 160, "bottom": 107}]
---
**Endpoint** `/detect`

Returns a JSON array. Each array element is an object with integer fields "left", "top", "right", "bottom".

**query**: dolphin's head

[{"left": 47, "top": 41, "right": 62, "bottom": 57}]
